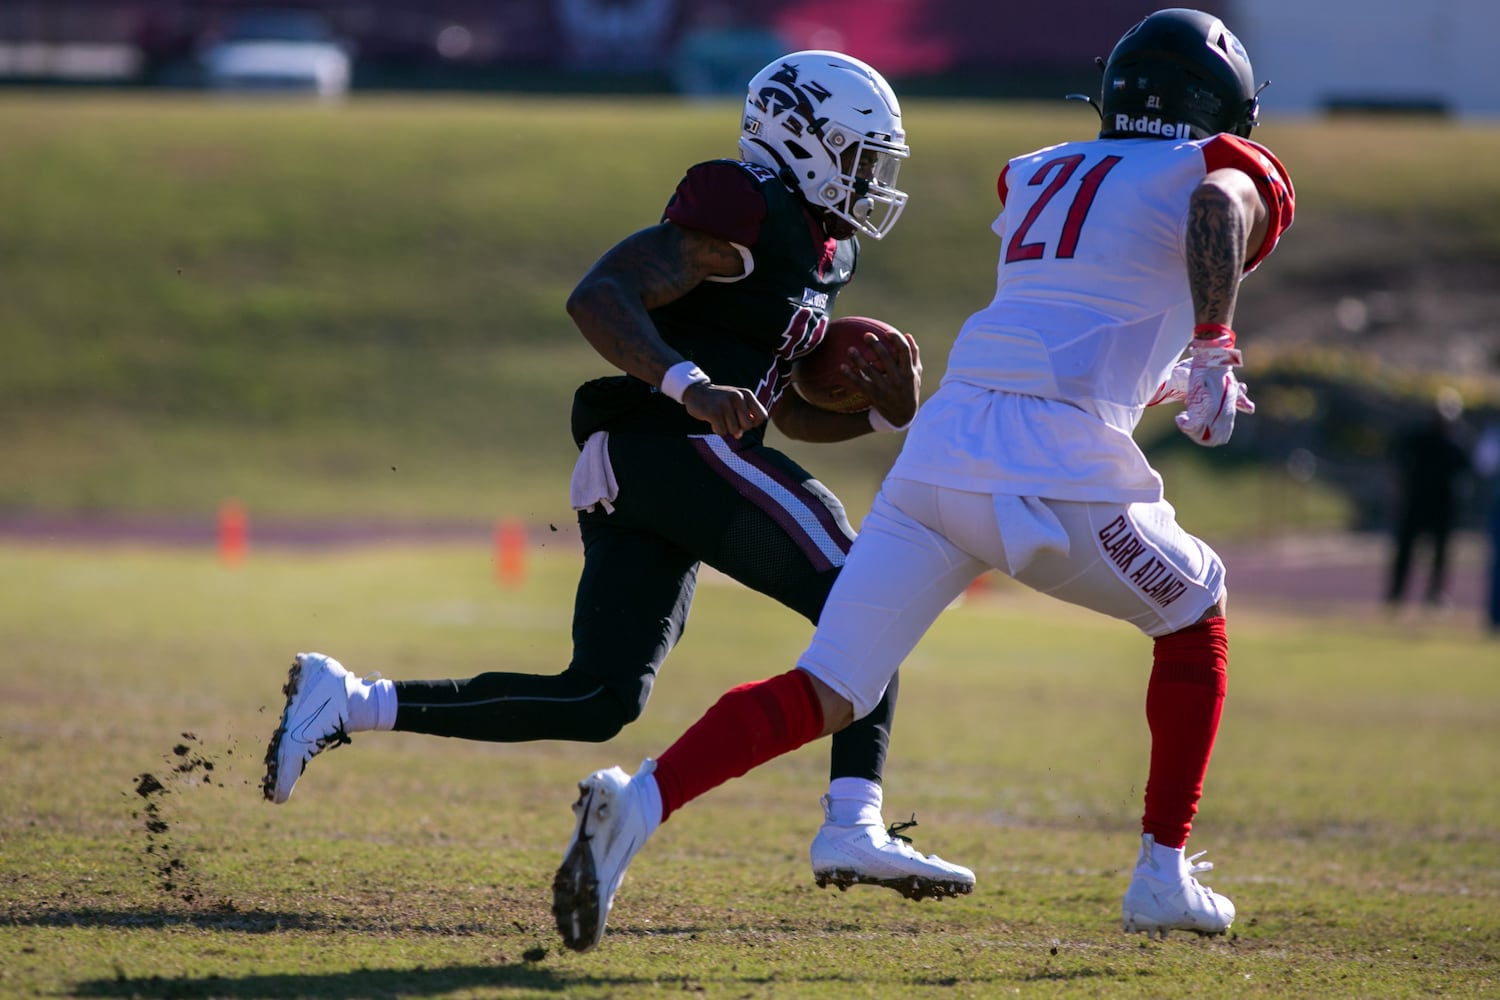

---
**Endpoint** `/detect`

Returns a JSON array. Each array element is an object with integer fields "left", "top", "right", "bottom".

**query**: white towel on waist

[
  {"left": 993, "top": 494, "right": 1070, "bottom": 575},
  {"left": 569, "top": 431, "right": 619, "bottom": 514}
]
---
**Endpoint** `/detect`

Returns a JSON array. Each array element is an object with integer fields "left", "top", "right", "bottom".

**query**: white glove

[
  {"left": 1148, "top": 358, "right": 1256, "bottom": 413},
  {"left": 1173, "top": 333, "right": 1254, "bottom": 447}
]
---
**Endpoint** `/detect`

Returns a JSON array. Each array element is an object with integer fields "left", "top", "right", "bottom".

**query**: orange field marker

[
  {"left": 495, "top": 517, "right": 526, "bottom": 587},
  {"left": 218, "top": 500, "right": 248, "bottom": 567}
]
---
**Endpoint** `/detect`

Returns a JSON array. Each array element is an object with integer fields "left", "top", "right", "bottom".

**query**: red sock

[
  {"left": 1142, "top": 617, "right": 1228, "bottom": 849},
  {"left": 654, "top": 669, "right": 825, "bottom": 822}
]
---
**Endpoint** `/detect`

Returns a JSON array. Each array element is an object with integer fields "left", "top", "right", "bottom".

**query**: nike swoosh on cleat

[{"left": 288, "top": 698, "right": 333, "bottom": 742}]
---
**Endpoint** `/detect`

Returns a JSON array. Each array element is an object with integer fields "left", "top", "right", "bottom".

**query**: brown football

[{"left": 790, "top": 316, "right": 908, "bottom": 414}]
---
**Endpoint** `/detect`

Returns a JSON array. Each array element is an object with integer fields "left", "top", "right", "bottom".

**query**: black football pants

[{"left": 393, "top": 430, "right": 896, "bottom": 785}]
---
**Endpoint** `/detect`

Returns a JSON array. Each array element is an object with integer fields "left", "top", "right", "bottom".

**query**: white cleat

[
  {"left": 552, "top": 761, "right": 655, "bottom": 953},
  {"left": 1122, "top": 833, "right": 1235, "bottom": 938},
  {"left": 810, "top": 798, "right": 976, "bottom": 901},
  {"left": 261, "top": 652, "right": 356, "bottom": 804}
]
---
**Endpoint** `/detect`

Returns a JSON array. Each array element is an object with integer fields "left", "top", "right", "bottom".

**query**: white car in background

[{"left": 200, "top": 9, "right": 351, "bottom": 99}]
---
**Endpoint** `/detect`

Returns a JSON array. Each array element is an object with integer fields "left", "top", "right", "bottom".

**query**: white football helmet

[{"left": 738, "top": 50, "right": 909, "bottom": 240}]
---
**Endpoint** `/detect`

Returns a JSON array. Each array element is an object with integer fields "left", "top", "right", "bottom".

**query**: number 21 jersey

[{"left": 890, "top": 134, "right": 1294, "bottom": 503}]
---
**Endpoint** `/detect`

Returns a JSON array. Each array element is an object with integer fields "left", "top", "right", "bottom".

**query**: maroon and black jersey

[{"left": 571, "top": 159, "right": 857, "bottom": 447}]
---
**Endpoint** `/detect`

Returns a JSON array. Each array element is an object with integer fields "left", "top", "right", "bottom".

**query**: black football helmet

[{"left": 1097, "top": 8, "right": 1259, "bottom": 141}]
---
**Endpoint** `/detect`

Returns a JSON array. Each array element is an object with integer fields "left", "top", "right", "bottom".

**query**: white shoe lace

[{"left": 1183, "top": 850, "right": 1218, "bottom": 896}]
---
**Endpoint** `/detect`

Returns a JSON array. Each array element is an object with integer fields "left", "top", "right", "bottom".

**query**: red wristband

[{"left": 1192, "top": 322, "right": 1235, "bottom": 343}]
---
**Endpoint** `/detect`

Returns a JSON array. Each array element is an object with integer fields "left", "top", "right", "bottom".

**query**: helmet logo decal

[
  {"left": 756, "top": 61, "right": 833, "bottom": 140},
  {"left": 1225, "top": 32, "right": 1250, "bottom": 65},
  {"left": 1183, "top": 83, "right": 1224, "bottom": 117}
]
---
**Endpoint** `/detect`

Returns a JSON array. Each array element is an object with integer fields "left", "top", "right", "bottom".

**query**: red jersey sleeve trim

[{"left": 1201, "top": 135, "right": 1296, "bottom": 272}]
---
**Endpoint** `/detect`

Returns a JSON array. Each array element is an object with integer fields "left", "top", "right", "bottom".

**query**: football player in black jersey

[{"left": 264, "top": 51, "right": 974, "bottom": 906}]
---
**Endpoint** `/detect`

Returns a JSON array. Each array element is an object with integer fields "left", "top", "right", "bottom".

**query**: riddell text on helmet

[{"left": 1116, "top": 114, "right": 1192, "bottom": 138}]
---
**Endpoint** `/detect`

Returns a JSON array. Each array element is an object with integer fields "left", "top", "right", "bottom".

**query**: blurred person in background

[
  {"left": 263, "top": 50, "right": 975, "bottom": 904},
  {"left": 1471, "top": 417, "right": 1500, "bottom": 633},
  {"left": 1385, "top": 387, "right": 1473, "bottom": 612},
  {"left": 552, "top": 7, "right": 1294, "bottom": 952}
]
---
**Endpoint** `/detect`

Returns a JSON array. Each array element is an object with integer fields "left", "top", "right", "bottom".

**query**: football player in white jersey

[{"left": 553, "top": 8, "right": 1295, "bottom": 951}]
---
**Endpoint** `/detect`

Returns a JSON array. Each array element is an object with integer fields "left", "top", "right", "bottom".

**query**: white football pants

[{"left": 797, "top": 478, "right": 1226, "bottom": 720}]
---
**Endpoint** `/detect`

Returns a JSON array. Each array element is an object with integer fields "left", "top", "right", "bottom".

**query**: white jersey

[{"left": 891, "top": 133, "right": 1293, "bottom": 503}]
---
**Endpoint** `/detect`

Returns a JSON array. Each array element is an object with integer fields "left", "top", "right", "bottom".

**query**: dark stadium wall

[{"left": 1, "top": 0, "right": 1231, "bottom": 95}]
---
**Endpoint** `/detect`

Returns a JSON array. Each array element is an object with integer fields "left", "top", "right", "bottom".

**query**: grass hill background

[{"left": 3, "top": 94, "right": 1499, "bottom": 536}]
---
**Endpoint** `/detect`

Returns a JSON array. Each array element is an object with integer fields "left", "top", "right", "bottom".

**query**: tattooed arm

[
  {"left": 1173, "top": 168, "right": 1269, "bottom": 447},
  {"left": 1185, "top": 168, "right": 1270, "bottom": 336},
  {"left": 566, "top": 222, "right": 768, "bottom": 437},
  {"left": 567, "top": 221, "right": 741, "bottom": 382}
]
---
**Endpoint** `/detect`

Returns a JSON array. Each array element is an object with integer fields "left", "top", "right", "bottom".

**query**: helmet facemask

[
  {"left": 739, "top": 51, "right": 910, "bottom": 240},
  {"left": 816, "top": 126, "right": 908, "bottom": 239}
]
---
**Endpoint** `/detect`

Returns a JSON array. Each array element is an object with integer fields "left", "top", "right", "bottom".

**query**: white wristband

[
  {"left": 660, "top": 361, "right": 711, "bottom": 403},
  {"left": 868, "top": 408, "right": 912, "bottom": 433}
]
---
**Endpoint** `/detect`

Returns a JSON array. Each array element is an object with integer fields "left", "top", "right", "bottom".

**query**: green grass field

[
  {"left": 2, "top": 92, "right": 1497, "bottom": 997},
  {"left": 1, "top": 541, "right": 1495, "bottom": 998}
]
